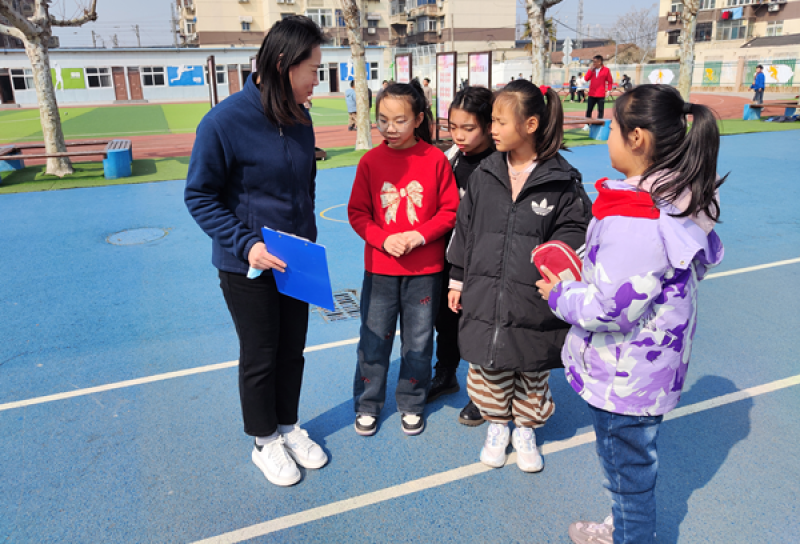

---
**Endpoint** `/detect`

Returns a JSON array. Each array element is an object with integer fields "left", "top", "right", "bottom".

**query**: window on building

[
  {"left": 695, "top": 22, "right": 713, "bottom": 42},
  {"left": 216, "top": 65, "right": 227, "bottom": 85},
  {"left": 368, "top": 19, "right": 378, "bottom": 28},
  {"left": 142, "top": 66, "right": 166, "bottom": 86},
  {"left": 716, "top": 19, "right": 748, "bottom": 40},
  {"left": 765, "top": 20, "right": 783, "bottom": 37},
  {"left": 725, "top": 0, "right": 751, "bottom": 5},
  {"left": 390, "top": 0, "right": 406, "bottom": 15},
  {"left": 241, "top": 21, "right": 251, "bottom": 31},
  {"left": 699, "top": 0, "right": 715, "bottom": 9},
  {"left": 667, "top": 30, "right": 681, "bottom": 45},
  {"left": 281, "top": 13, "right": 293, "bottom": 19},
  {"left": 186, "top": 22, "right": 196, "bottom": 34},
  {"left": 669, "top": 1, "right": 684, "bottom": 13},
  {"left": 306, "top": 8, "right": 333, "bottom": 27},
  {"left": 369, "top": 62, "right": 379, "bottom": 80},
  {"left": 416, "top": 15, "right": 436, "bottom": 33},
  {"left": 86, "top": 67, "right": 112, "bottom": 88},
  {"left": 416, "top": 0, "right": 435, "bottom": 5},
  {"left": 10, "top": 68, "right": 34, "bottom": 90}
]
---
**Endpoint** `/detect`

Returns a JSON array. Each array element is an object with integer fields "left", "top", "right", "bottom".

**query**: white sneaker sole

[
  {"left": 401, "top": 420, "right": 425, "bottom": 436},
  {"left": 251, "top": 448, "right": 301, "bottom": 487},
  {"left": 516, "top": 456, "right": 544, "bottom": 473},
  {"left": 479, "top": 447, "right": 507, "bottom": 468},
  {"left": 286, "top": 448, "right": 328, "bottom": 470}
]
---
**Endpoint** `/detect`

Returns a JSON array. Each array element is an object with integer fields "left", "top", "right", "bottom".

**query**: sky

[{"left": 47, "top": 0, "right": 653, "bottom": 49}]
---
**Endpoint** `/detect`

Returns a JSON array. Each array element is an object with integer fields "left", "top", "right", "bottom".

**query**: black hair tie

[{"left": 682, "top": 102, "right": 694, "bottom": 115}]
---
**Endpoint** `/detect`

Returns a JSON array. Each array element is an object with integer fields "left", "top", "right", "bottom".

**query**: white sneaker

[
  {"left": 251, "top": 437, "right": 301, "bottom": 487},
  {"left": 568, "top": 515, "right": 613, "bottom": 544},
  {"left": 281, "top": 426, "right": 328, "bottom": 469},
  {"left": 512, "top": 427, "right": 544, "bottom": 472},
  {"left": 480, "top": 422, "right": 510, "bottom": 468}
]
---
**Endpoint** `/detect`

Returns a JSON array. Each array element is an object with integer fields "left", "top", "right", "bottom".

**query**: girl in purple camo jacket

[{"left": 536, "top": 85, "right": 725, "bottom": 544}]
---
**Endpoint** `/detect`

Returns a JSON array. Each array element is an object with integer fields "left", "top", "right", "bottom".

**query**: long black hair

[
  {"left": 255, "top": 16, "right": 323, "bottom": 127},
  {"left": 375, "top": 78, "right": 433, "bottom": 144},
  {"left": 448, "top": 86, "right": 493, "bottom": 136},
  {"left": 493, "top": 79, "right": 565, "bottom": 161},
  {"left": 614, "top": 84, "right": 725, "bottom": 221}
]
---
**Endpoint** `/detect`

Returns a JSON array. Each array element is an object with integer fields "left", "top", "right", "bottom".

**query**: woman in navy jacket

[{"left": 185, "top": 16, "right": 327, "bottom": 487}]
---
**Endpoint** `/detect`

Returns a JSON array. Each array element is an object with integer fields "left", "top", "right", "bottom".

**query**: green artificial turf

[{"left": 0, "top": 157, "right": 190, "bottom": 194}]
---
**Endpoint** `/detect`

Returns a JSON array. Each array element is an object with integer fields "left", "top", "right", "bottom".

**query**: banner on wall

[
  {"left": 647, "top": 67, "right": 676, "bottom": 85},
  {"left": 436, "top": 52, "right": 456, "bottom": 121},
  {"left": 763, "top": 63, "right": 795, "bottom": 85},
  {"left": 468, "top": 52, "right": 491, "bottom": 88},
  {"left": 339, "top": 60, "right": 372, "bottom": 81},
  {"left": 50, "top": 64, "right": 85, "bottom": 90},
  {"left": 395, "top": 54, "right": 411, "bottom": 84},
  {"left": 167, "top": 65, "right": 204, "bottom": 86}
]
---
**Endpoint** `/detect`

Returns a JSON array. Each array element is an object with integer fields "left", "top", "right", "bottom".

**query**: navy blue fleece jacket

[{"left": 185, "top": 74, "right": 317, "bottom": 275}]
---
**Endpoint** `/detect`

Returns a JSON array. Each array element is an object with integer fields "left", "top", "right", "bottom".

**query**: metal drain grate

[{"left": 316, "top": 289, "right": 360, "bottom": 322}]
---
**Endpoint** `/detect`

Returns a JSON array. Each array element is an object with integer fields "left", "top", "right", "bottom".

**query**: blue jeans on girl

[
  {"left": 353, "top": 272, "right": 441, "bottom": 416},
  {"left": 588, "top": 404, "right": 663, "bottom": 544}
]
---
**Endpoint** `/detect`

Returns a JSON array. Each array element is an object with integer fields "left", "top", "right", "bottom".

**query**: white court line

[
  {"left": 192, "top": 372, "right": 800, "bottom": 544},
  {"left": 1, "top": 256, "right": 798, "bottom": 413},
  {"left": 0, "top": 334, "right": 396, "bottom": 413}
]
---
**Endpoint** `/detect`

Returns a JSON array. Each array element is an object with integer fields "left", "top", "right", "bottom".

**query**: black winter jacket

[{"left": 447, "top": 151, "right": 591, "bottom": 372}]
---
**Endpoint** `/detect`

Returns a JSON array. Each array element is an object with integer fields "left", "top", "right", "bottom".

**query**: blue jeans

[
  {"left": 753, "top": 88, "right": 764, "bottom": 104},
  {"left": 353, "top": 272, "right": 440, "bottom": 416},
  {"left": 588, "top": 404, "right": 663, "bottom": 544}
]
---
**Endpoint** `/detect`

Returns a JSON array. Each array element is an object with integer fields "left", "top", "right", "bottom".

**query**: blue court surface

[{"left": 2, "top": 130, "right": 799, "bottom": 543}]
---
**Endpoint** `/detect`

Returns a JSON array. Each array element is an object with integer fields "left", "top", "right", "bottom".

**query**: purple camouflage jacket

[{"left": 547, "top": 178, "right": 724, "bottom": 416}]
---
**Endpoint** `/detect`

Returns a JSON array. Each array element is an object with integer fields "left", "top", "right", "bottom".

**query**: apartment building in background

[
  {"left": 175, "top": 0, "right": 518, "bottom": 76},
  {"left": 655, "top": 0, "right": 800, "bottom": 60}
]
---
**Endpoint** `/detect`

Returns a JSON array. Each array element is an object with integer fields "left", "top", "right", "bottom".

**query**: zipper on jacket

[
  {"left": 279, "top": 126, "right": 300, "bottom": 233},
  {"left": 490, "top": 202, "right": 517, "bottom": 367}
]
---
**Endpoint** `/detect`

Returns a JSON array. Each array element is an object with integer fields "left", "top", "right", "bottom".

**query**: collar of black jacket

[{"left": 480, "top": 151, "right": 577, "bottom": 195}]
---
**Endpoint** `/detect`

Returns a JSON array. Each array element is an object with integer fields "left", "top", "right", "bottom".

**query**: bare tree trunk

[
  {"left": 340, "top": 0, "right": 372, "bottom": 151},
  {"left": 25, "top": 34, "right": 72, "bottom": 176},
  {"left": 0, "top": 0, "right": 98, "bottom": 177},
  {"left": 526, "top": 0, "right": 563, "bottom": 86},
  {"left": 527, "top": 3, "right": 546, "bottom": 86},
  {"left": 677, "top": 0, "right": 699, "bottom": 100}
]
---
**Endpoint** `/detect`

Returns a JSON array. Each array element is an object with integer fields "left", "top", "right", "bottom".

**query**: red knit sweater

[{"left": 348, "top": 140, "right": 459, "bottom": 276}]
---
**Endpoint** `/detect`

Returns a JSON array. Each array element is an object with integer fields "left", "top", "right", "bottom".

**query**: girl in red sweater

[{"left": 348, "top": 79, "right": 459, "bottom": 437}]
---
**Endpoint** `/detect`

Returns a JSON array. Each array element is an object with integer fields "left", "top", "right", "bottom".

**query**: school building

[{"left": 0, "top": 46, "right": 387, "bottom": 107}]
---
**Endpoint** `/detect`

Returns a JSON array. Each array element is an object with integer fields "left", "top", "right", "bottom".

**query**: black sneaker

[
  {"left": 458, "top": 400, "right": 485, "bottom": 426},
  {"left": 401, "top": 413, "right": 425, "bottom": 436},
  {"left": 426, "top": 369, "right": 459, "bottom": 403},
  {"left": 355, "top": 414, "right": 378, "bottom": 436}
]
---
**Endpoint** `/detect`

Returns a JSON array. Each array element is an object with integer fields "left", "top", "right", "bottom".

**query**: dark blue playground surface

[{"left": 2, "top": 131, "right": 799, "bottom": 543}]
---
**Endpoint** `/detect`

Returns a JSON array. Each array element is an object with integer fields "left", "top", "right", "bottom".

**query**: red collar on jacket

[{"left": 592, "top": 178, "right": 659, "bottom": 220}]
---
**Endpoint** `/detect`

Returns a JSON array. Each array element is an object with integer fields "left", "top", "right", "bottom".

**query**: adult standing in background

[
  {"left": 184, "top": 16, "right": 328, "bottom": 488},
  {"left": 422, "top": 77, "right": 433, "bottom": 108},
  {"left": 346, "top": 80, "right": 357, "bottom": 130},
  {"left": 584, "top": 55, "right": 613, "bottom": 119}
]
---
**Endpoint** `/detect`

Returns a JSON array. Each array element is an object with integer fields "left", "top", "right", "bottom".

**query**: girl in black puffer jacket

[{"left": 447, "top": 80, "right": 591, "bottom": 473}]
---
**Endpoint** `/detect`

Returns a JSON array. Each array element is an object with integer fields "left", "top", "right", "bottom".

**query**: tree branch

[
  {"left": 0, "top": 20, "right": 26, "bottom": 41},
  {"left": 49, "top": 0, "right": 98, "bottom": 27},
  {"left": 0, "top": 0, "right": 40, "bottom": 37}
]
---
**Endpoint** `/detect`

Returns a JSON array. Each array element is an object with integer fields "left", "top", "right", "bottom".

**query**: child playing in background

[
  {"left": 447, "top": 80, "right": 591, "bottom": 471},
  {"left": 427, "top": 86, "right": 495, "bottom": 428},
  {"left": 348, "top": 79, "right": 459, "bottom": 437},
  {"left": 537, "top": 84, "right": 725, "bottom": 544}
]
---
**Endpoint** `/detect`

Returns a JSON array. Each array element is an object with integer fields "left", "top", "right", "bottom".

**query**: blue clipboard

[{"left": 261, "top": 227, "right": 336, "bottom": 311}]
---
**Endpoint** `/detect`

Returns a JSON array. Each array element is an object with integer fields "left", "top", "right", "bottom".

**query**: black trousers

[
  {"left": 434, "top": 263, "right": 461, "bottom": 372},
  {"left": 219, "top": 270, "right": 309, "bottom": 437},
  {"left": 586, "top": 96, "right": 605, "bottom": 119}
]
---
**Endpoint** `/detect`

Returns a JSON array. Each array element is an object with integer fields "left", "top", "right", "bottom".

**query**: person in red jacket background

[
  {"left": 584, "top": 54, "right": 614, "bottom": 120},
  {"left": 348, "top": 79, "right": 459, "bottom": 438}
]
